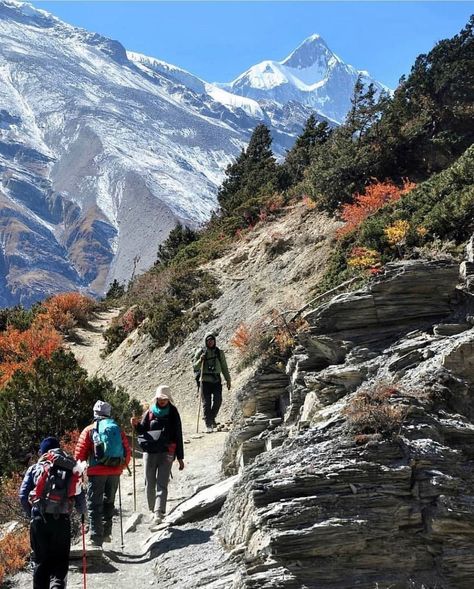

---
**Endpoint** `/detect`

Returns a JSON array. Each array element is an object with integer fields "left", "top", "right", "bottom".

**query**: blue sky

[{"left": 31, "top": 1, "right": 474, "bottom": 88}]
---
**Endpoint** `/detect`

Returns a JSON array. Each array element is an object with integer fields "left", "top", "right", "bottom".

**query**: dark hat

[{"left": 39, "top": 436, "right": 60, "bottom": 455}]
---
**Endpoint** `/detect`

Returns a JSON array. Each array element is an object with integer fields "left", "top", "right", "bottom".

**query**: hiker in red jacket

[{"left": 75, "top": 400, "right": 131, "bottom": 548}]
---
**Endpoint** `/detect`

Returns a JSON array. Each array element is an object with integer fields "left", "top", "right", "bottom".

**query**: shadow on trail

[{"left": 106, "top": 526, "right": 213, "bottom": 565}]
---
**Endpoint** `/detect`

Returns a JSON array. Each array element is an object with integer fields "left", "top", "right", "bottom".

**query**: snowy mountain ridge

[
  {"left": 0, "top": 0, "right": 386, "bottom": 306},
  {"left": 221, "top": 33, "right": 388, "bottom": 123}
]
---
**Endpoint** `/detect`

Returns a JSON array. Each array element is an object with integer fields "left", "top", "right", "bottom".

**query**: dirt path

[
  {"left": 65, "top": 308, "right": 121, "bottom": 375},
  {"left": 13, "top": 313, "right": 232, "bottom": 589}
]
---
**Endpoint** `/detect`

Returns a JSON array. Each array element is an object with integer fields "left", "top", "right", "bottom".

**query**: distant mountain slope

[
  {"left": 0, "top": 1, "right": 383, "bottom": 305},
  {"left": 220, "top": 34, "right": 388, "bottom": 123}
]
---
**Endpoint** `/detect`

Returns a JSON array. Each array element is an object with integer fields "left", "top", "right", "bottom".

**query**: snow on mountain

[
  {"left": 221, "top": 34, "right": 389, "bottom": 124},
  {"left": 0, "top": 1, "right": 321, "bottom": 305},
  {"left": 0, "top": 1, "right": 376, "bottom": 306}
]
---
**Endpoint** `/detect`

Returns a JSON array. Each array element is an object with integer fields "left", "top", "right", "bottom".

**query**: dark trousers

[
  {"left": 87, "top": 474, "right": 120, "bottom": 544},
  {"left": 30, "top": 513, "right": 71, "bottom": 589},
  {"left": 202, "top": 381, "right": 222, "bottom": 427}
]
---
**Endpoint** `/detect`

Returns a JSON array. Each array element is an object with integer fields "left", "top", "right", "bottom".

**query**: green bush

[{"left": 0, "top": 349, "right": 139, "bottom": 474}]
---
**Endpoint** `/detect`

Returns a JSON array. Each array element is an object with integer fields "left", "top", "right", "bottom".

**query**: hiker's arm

[
  {"left": 174, "top": 408, "right": 184, "bottom": 462},
  {"left": 220, "top": 350, "right": 231, "bottom": 387},
  {"left": 121, "top": 430, "right": 131, "bottom": 467},
  {"left": 18, "top": 466, "right": 35, "bottom": 516},
  {"left": 193, "top": 350, "right": 205, "bottom": 373},
  {"left": 133, "top": 411, "right": 149, "bottom": 435},
  {"left": 74, "top": 427, "right": 92, "bottom": 462}
]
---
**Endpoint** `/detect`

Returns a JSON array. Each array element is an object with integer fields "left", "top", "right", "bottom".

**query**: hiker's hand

[
  {"left": 200, "top": 353, "right": 206, "bottom": 362},
  {"left": 130, "top": 416, "right": 139, "bottom": 427},
  {"left": 178, "top": 459, "right": 185, "bottom": 471},
  {"left": 226, "top": 381, "right": 231, "bottom": 391}
]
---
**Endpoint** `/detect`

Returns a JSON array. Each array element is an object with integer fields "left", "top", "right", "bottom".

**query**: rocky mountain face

[
  {"left": 222, "top": 250, "right": 474, "bottom": 588},
  {"left": 220, "top": 34, "right": 388, "bottom": 124},
  {"left": 0, "top": 1, "right": 387, "bottom": 306}
]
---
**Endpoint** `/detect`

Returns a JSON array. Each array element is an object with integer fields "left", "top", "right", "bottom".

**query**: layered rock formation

[{"left": 221, "top": 254, "right": 474, "bottom": 588}]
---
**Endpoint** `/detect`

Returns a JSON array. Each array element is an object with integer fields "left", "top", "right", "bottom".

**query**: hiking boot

[
  {"left": 85, "top": 537, "right": 102, "bottom": 549},
  {"left": 153, "top": 511, "right": 164, "bottom": 524},
  {"left": 206, "top": 426, "right": 213, "bottom": 434}
]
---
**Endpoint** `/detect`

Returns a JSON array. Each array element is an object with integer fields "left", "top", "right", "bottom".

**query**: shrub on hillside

[
  {"left": 0, "top": 324, "right": 63, "bottom": 387},
  {"left": 36, "top": 292, "right": 97, "bottom": 333},
  {"left": 345, "top": 384, "right": 406, "bottom": 438},
  {"left": 0, "top": 349, "right": 140, "bottom": 474},
  {"left": 0, "top": 528, "right": 30, "bottom": 586}
]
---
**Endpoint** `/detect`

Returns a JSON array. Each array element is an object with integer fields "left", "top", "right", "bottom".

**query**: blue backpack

[{"left": 91, "top": 418, "right": 124, "bottom": 467}]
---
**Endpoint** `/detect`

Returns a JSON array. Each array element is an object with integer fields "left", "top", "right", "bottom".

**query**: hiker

[
  {"left": 130, "top": 385, "right": 184, "bottom": 526},
  {"left": 193, "top": 332, "right": 231, "bottom": 433},
  {"left": 19, "top": 436, "right": 86, "bottom": 589},
  {"left": 75, "top": 400, "right": 130, "bottom": 547}
]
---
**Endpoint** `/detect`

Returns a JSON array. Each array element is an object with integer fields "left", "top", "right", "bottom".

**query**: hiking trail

[{"left": 14, "top": 311, "right": 232, "bottom": 589}]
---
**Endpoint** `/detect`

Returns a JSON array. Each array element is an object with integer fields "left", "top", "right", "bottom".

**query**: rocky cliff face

[{"left": 221, "top": 253, "right": 474, "bottom": 588}]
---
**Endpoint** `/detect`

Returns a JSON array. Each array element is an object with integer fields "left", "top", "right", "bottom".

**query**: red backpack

[{"left": 31, "top": 449, "right": 80, "bottom": 514}]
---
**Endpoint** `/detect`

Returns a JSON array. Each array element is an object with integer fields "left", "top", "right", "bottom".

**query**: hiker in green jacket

[{"left": 193, "top": 333, "right": 231, "bottom": 433}]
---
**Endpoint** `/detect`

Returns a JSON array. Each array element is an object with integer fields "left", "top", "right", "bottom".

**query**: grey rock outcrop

[{"left": 221, "top": 257, "right": 474, "bottom": 588}]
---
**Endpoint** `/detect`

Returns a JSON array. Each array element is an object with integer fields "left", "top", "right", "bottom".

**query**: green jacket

[{"left": 193, "top": 335, "right": 231, "bottom": 385}]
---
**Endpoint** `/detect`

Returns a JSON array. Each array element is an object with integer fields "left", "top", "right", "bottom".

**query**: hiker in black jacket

[{"left": 131, "top": 385, "right": 184, "bottom": 527}]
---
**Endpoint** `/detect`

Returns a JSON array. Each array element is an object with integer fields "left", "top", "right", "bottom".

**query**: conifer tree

[
  {"left": 217, "top": 124, "right": 278, "bottom": 215},
  {"left": 155, "top": 222, "right": 198, "bottom": 266},
  {"left": 283, "top": 115, "right": 331, "bottom": 185}
]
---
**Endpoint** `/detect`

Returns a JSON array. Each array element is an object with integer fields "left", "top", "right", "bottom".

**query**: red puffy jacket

[{"left": 75, "top": 423, "right": 131, "bottom": 476}]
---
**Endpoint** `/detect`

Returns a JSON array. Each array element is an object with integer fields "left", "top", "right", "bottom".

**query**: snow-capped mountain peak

[
  {"left": 222, "top": 34, "right": 388, "bottom": 124},
  {"left": 281, "top": 33, "right": 333, "bottom": 69}
]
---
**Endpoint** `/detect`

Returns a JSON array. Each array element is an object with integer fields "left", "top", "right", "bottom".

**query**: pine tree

[
  {"left": 155, "top": 222, "right": 198, "bottom": 266},
  {"left": 283, "top": 115, "right": 331, "bottom": 185},
  {"left": 217, "top": 124, "right": 278, "bottom": 215},
  {"left": 105, "top": 279, "right": 125, "bottom": 300}
]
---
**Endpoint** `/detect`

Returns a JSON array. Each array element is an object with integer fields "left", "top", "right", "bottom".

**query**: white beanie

[
  {"left": 93, "top": 400, "right": 112, "bottom": 418},
  {"left": 152, "top": 384, "right": 173, "bottom": 404}
]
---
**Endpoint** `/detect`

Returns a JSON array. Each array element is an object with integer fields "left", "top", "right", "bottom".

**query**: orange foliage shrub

[
  {"left": 37, "top": 292, "right": 96, "bottom": 333},
  {"left": 0, "top": 325, "right": 62, "bottom": 386},
  {"left": 337, "top": 180, "right": 416, "bottom": 237},
  {"left": 347, "top": 246, "right": 381, "bottom": 271},
  {"left": 0, "top": 528, "right": 30, "bottom": 584},
  {"left": 0, "top": 473, "right": 27, "bottom": 525},
  {"left": 60, "top": 430, "right": 81, "bottom": 456},
  {"left": 230, "top": 323, "right": 252, "bottom": 352}
]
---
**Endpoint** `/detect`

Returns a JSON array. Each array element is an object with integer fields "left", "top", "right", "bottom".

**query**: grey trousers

[
  {"left": 87, "top": 474, "right": 120, "bottom": 544},
  {"left": 143, "top": 452, "right": 173, "bottom": 514}
]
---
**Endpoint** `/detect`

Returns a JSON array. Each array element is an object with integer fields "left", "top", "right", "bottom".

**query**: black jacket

[{"left": 135, "top": 404, "right": 184, "bottom": 460}]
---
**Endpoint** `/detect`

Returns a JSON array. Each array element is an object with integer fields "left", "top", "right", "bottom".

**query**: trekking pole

[
  {"left": 132, "top": 426, "right": 137, "bottom": 512},
  {"left": 118, "top": 476, "right": 124, "bottom": 550},
  {"left": 196, "top": 358, "right": 205, "bottom": 433},
  {"left": 81, "top": 514, "right": 87, "bottom": 589}
]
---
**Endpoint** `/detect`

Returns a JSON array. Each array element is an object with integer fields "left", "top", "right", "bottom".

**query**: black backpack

[
  {"left": 137, "top": 410, "right": 170, "bottom": 453},
  {"left": 31, "top": 449, "right": 79, "bottom": 514},
  {"left": 194, "top": 347, "right": 221, "bottom": 386}
]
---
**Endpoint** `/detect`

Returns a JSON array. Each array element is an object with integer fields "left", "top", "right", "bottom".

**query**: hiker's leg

[
  {"left": 87, "top": 475, "right": 106, "bottom": 544},
  {"left": 210, "top": 381, "right": 223, "bottom": 423},
  {"left": 144, "top": 452, "right": 160, "bottom": 511},
  {"left": 155, "top": 452, "right": 173, "bottom": 515},
  {"left": 30, "top": 515, "right": 51, "bottom": 589},
  {"left": 103, "top": 475, "right": 120, "bottom": 537},
  {"left": 201, "top": 382, "right": 213, "bottom": 427},
  {"left": 49, "top": 515, "right": 71, "bottom": 589}
]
